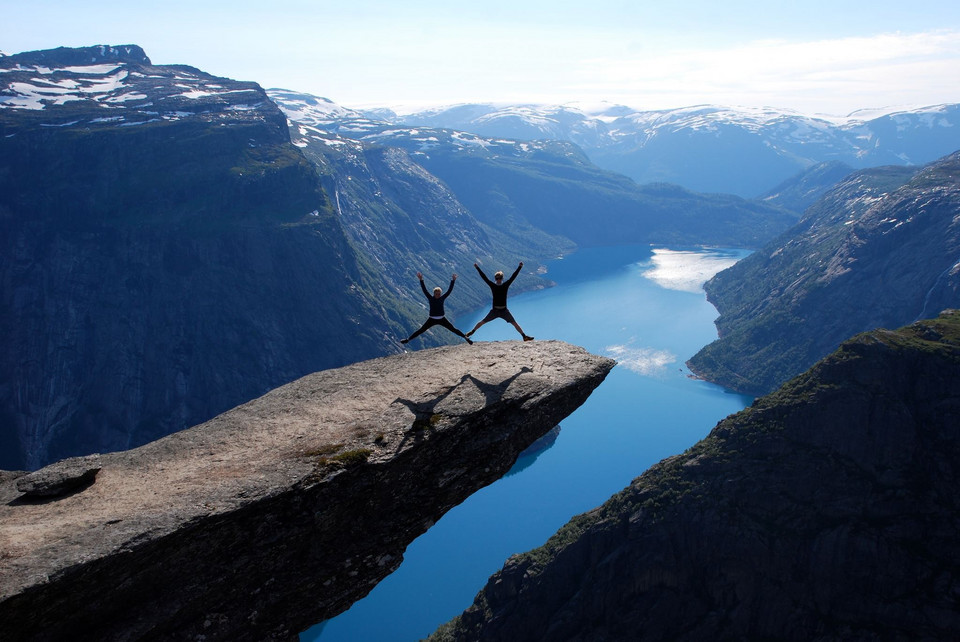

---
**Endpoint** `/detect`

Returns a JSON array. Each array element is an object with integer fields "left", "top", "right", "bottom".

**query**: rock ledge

[
  {"left": 15, "top": 455, "right": 102, "bottom": 498},
  {"left": 0, "top": 340, "right": 613, "bottom": 642}
]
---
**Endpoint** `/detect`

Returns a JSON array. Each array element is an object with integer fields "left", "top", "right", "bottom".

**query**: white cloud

[
  {"left": 4, "top": 3, "right": 960, "bottom": 114},
  {"left": 569, "top": 29, "right": 960, "bottom": 114},
  {"left": 604, "top": 343, "right": 676, "bottom": 377}
]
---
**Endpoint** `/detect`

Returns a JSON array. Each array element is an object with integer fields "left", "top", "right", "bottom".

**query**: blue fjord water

[{"left": 303, "top": 245, "right": 753, "bottom": 641}]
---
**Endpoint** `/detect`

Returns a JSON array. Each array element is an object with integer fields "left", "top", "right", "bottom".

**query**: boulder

[{"left": 15, "top": 455, "right": 102, "bottom": 498}]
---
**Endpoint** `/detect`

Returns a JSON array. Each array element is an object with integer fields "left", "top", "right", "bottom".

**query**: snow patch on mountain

[
  {"left": 268, "top": 89, "right": 960, "bottom": 198},
  {"left": 0, "top": 47, "right": 270, "bottom": 128},
  {"left": 267, "top": 88, "right": 364, "bottom": 125}
]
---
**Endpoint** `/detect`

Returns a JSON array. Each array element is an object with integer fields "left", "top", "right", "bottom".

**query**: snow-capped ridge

[
  {"left": 0, "top": 45, "right": 273, "bottom": 129},
  {"left": 267, "top": 89, "right": 571, "bottom": 163},
  {"left": 266, "top": 88, "right": 365, "bottom": 124}
]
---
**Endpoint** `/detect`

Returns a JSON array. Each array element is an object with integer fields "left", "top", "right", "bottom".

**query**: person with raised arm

[
  {"left": 400, "top": 272, "right": 473, "bottom": 346},
  {"left": 466, "top": 261, "right": 533, "bottom": 341}
]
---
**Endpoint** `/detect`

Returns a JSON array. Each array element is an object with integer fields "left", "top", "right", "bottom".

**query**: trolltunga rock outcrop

[{"left": 0, "top": 340, "right": 614, "bottom": 642}]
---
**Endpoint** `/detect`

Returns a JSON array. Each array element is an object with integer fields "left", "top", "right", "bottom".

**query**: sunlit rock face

[{"left": 0, "top": 340, "right": 614, "bottom": 642}]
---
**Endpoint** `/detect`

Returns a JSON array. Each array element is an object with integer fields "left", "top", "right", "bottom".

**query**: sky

[{"left": 3, "top": 0, "right": 960, "bottom": 116}]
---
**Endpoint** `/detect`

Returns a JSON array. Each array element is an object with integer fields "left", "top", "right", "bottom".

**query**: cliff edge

[
  {"left": 0, "top": 340, "right": 614, "bottom": 641},
  {"left": 433, "top": 311, "right": 960, "bottom": 641}
]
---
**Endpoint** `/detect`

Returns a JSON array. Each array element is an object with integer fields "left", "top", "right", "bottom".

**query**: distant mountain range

[
  {"left": 269, "top": 89, "right": 797, "bottom": 248},
  {"left": 381, "top": 101, "right": 960, "bottom": 198}
]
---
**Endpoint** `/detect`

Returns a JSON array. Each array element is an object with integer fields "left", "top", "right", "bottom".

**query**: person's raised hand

[{"left": 417, "top": 272, "right": 423, "bottom": 280}]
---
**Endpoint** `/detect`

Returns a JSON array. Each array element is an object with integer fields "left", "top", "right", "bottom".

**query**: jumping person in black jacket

[
  {"left": 466, "top": 261, "right": 533, "bottom": 341},
  {"left": 401, "top": 272, "right": 473, "bottom": 345}
]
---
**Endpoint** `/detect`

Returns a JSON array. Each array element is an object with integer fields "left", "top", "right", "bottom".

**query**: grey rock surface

[
  {"left": 15, "top": 454, "right": 102, "bottom": 498},
  {"left": 0, "top": 340, "right": 614, "bottom": 642}
]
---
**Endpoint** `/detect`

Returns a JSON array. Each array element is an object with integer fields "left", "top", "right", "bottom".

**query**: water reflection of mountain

[{"left": 506, "top": 426, "right": 561, "bottom": 477}]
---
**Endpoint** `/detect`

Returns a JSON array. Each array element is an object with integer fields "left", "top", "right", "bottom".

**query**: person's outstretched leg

[
  {"left": 467, "top": 309, "right": 497, "bottom": 337},
  {"left": 500, "top": 308, "right": 532, "bottom": 341},
  {"left": 510, "top": 320, "right": 534, "bottom": 341},
  {"left": 438, "top": 318, "right": 473, "bottom": 344},
  {"left": 401, "top": 319, "right": 436, "bottom": 344}
]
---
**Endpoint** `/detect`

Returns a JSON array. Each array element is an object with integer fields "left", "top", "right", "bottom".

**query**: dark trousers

[{"left": 406, "top": 316, "right": 468, "bottom": 341}]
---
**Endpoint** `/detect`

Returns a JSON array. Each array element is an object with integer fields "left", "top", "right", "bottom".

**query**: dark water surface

[{"left": 304, "top": 245, "right": 753, "bottom": 641}]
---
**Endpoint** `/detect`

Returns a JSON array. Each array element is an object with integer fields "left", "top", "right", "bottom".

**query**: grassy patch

[
  {"left": 303, "top": 443, "right": 344, "bottom": 458},
  {"left": 306, "top": 446, "right": 373, "bottom": 482},
  {"left": 328, "top": 449, "right": 372, "bottom": 467}
]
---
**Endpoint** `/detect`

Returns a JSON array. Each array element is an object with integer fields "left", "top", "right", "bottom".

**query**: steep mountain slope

[
  {"left": 394, "top": 102, "right": 960, "bottom": 197},
  {"left": 0, "top": 47, "right": 409, "bottom": 470},
  {"left": 758, "top": 160, "right": 855, "bottom": 214},
  {"left": 389, "top": 136, "right": 793, "bottom": 249},
  {"left": 432, "top": 311, "right": 960, "bottom": 641},
  {"left": 273, "top": 90, "right": 571, "bottom": 322},
  {"left": 688, "top": 153, "right": 960, "bottom": 395},
  {"left": 270, "top": 91, "right": 796, "bottom": 249}
]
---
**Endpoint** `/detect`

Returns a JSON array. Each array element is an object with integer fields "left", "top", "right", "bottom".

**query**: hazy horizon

[{"left": 4, "top": 1, "right": 960, "bottom": 117}]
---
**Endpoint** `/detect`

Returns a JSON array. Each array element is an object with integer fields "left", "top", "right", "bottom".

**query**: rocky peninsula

[{"left": 0, "top": 341, "right": 614, "bottom": 641}]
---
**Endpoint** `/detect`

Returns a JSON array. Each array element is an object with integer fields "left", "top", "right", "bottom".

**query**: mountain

[
  {"left": 687, "top": 152, "right": 960, "bottom": 395},
  {"left": 269, "top": 89, "right": 571, "bottom": 322},
  {"left": 393, "top": 102, "right": 960, "bottom": 198},
  {"left": 269, "top": 90, "right": 797, "bottom": 249},
  {"left": 381, "top": 102, "right": 620, "bottom": 149},
  {"left": 0, "top": 46, "right": 413, "bottom": 470},
  {"left": 0, "top": 341, "right": 614, "bottom": 642},
  {"left": 758, "top": 160, "right": 855, "bottom": 214},
  {"left": 432, "top": 311, "right": 960, "bottom": 641}
]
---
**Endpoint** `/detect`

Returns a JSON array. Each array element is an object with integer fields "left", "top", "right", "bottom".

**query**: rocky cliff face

[
  {"left": 0, "top": 340, "right": 615, "bottom": 642},
  {"left": 0, "top": 46, "right": 414, "bottom": 470},
  {"left": 432, "top": 311, "right": 960, "bottom": 642},
  {"left": 688, "top": 151, "right": 960, "bottom": 395},
  {"left": 275, "top": 95, "right": 570, "bottom": 323}
]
